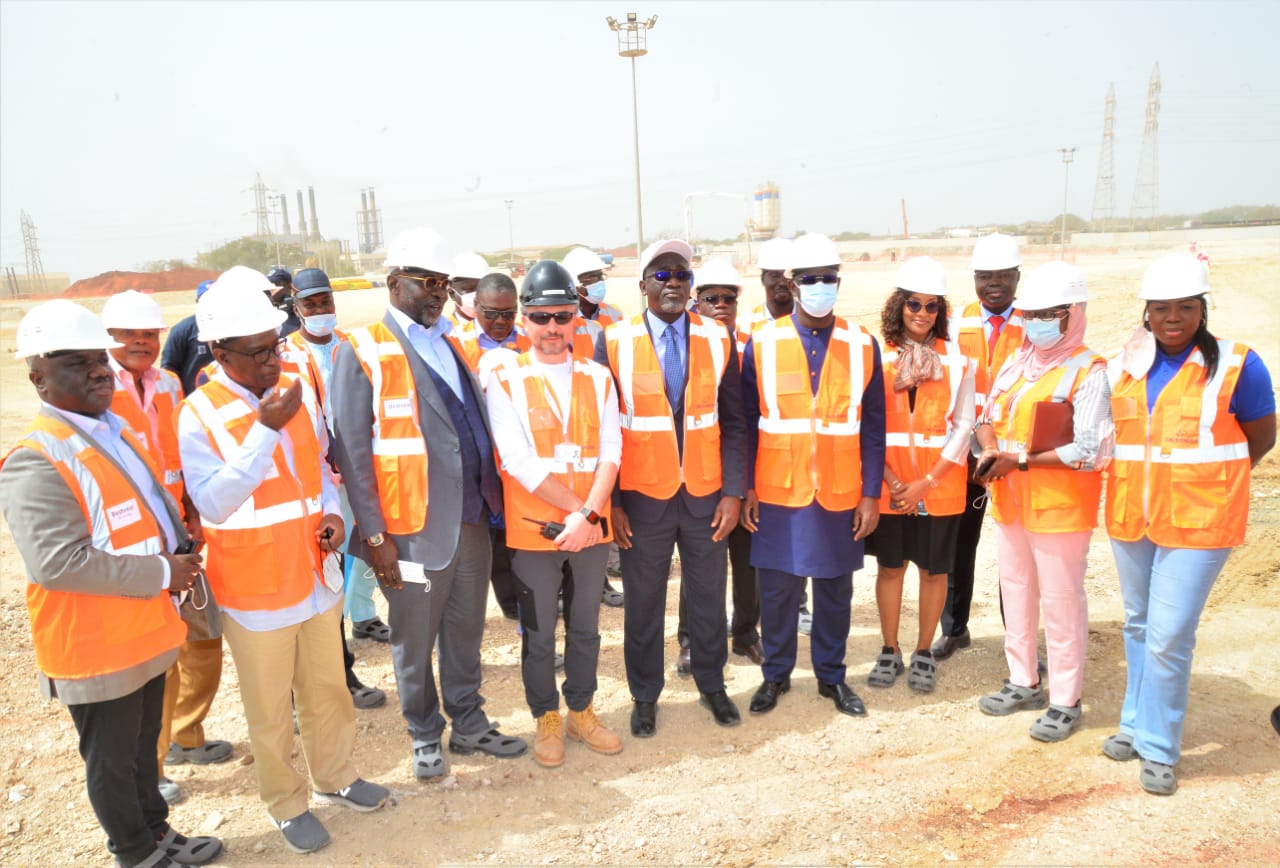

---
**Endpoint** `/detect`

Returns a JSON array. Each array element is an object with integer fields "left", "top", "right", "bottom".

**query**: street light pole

[
  {"left": 504, "top": 199, "right": 515, "bottom": 271},
  {"left": 607, "top": 12, "right": 657, "bottom": 266},
  {"left": 1059, "top": 147, "right": 1076, "bottom": 259}
]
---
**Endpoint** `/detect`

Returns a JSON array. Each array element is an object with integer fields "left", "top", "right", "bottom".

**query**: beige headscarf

[{"left": 893, "top": 338, "right": 943, "bottom": 392}]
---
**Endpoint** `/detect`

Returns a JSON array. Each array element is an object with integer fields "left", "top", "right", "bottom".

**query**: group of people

[{"left": 0, "top": 227, "right": 1273, "bottom": 866}]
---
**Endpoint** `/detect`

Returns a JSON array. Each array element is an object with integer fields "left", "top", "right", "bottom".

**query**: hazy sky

[{"left": 2, "top": 0, "right": 1277, "bottom": 280}]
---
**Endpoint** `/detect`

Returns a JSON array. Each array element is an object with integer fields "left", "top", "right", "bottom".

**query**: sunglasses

[
  {"left": 699, "top": 293, "right": 738, "bottom": 306},
  {"left": 480, "top": 308, "right": 517, "bottom": 322},
  {"left": 525, "top": 311, "right": 576, "bottom": 326},
  {"left": 398, "top": 272, "right": 450, "bottom": 290},
  {"left": 904, "top": 299, "right": 941, "bottom": 314},
  {"left": 647, "top": 269, "right": 694, "bottom": 282},
  {"left": 792, "top": 274, "right": 839, "bottom": 286},
  {"left": 1024, "top": 306, "right": 1071, "bottom": 321}
]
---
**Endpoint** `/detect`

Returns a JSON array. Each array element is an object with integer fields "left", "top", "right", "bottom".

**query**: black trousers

[
  {"left": 677, "top": 522, "right": 760, "bottom": 647},
  {"left": 941, "top": 480, "right": 988, "bottom": 637},
  {"left": 67, "top": 672, "right": 170, "bottom": 866},
  {"left": 490, "top": 526, "right": 520, "bottom": 615}
]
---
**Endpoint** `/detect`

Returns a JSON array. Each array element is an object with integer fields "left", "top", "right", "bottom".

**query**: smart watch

[
  {"left": 1017, "top": 451, "right": 1029, "bottom": 472},
  {"left": 577, "top": 506, "right": 601, "bottom": 525}
]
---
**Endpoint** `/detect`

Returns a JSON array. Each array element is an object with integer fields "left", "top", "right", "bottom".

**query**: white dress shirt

[{"left": 388, "top": 305, "right": 463, "bottom": 399}]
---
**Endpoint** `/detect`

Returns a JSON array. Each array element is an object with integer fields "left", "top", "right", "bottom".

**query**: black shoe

[
  {"left": 818, "top": 680, "right": 867, "bottom": 717},
  {"left": 676, "top": 644, "right": 692, "bottom": 676},
  {"left": 630, "top": 700, "right": 656, "bottom": 738},
  {"left": 699, "top": 690, "right": 741, "bottom": 727},
  {"left": 749, "top": 678, "right": 790, "bottom": 714},
  {"left": 929, "top": 628, "right": 971, "bottom": 660}
]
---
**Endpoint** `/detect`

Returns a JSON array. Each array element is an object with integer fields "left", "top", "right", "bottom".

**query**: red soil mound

[{"left": 63, "top": 267, "right": 220, "bottom": 299}]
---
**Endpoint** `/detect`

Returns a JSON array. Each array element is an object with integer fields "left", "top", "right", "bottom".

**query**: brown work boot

[
  {"left": 533, "top": 711, "right": 565, "bottom": 768},
  {"left": 566, "top": 704, "right": 623, "bottom": 755}
]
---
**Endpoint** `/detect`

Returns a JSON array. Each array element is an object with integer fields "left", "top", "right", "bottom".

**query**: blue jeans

[
  {"left": 1110, "top": 537, "right": 1230, "bottom": 765},
  {"left": 339, "top": 486, "right": 378, "bottom": 623}
]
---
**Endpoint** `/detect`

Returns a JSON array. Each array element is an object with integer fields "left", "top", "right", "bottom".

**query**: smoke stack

[
  {"left": 296, "top": 191, "right": 307, "bottom": 241},
  {"left": 367, "top": 189, "right": 380, "bottom": 249},
  {"left": 308, "top": 186, "right": 320, "bottom": 240},
  {"left": 280, "top": 197, "right": 291, "bottom": 237},
  {"left": 360, "top": 190, "right": 370, "bottom": 253}
]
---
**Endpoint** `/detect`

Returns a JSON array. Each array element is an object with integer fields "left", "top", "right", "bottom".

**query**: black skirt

[{"left": 866, "top": 511, "right": 963, "bottom": 574}]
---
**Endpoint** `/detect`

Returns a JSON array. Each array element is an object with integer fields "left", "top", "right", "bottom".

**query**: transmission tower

[
  {"left": 1130, "top": 63, "right": 1161, "bottom": 229},
  {"left": 20, "top": 210, "right": 48, "bottom": 295},
  {"left": 251, "top": 173, "right": 272, "bottom": 238},
  {"left": 1090, "top": 83, "right": 1117, "bottom": 228}
]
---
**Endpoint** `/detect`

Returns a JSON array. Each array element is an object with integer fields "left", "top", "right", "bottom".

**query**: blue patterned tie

[{"left": 662, "top": 324, "right": 683, "bottom": 411}]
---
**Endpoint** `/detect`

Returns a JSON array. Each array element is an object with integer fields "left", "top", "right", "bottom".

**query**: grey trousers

[
  {"left": 511, "top": 543, "right": 609, "bottom": 717},
  {"left": 383, "top": 522, "right": 493, "bottom": 748}
]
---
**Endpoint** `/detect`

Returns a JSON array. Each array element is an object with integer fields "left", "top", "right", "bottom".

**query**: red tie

[{"left": 987, "top": 314, "right": 1005, "bottom": 363}]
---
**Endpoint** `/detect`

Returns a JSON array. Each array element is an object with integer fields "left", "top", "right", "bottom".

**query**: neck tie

[
  {"left": 662, "top": 324, "right": 683, "bottom": 411},
  {"left": 987, "top": 314, "right": 1005, "bottom": 363}
]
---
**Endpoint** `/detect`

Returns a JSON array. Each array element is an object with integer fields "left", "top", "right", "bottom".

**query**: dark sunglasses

[
  {"left": 904, "top": 299, "right": 941, "bottom": 314},
  {"left": 525, "top": 311, "right": 576, "bottom": 326},
  {"left": 699, "top": 293, "right": 738, "bottom": 306},
  {"left": 793, "top": 273, "right": 839, "bottom": 286},
  {"left": 647, "top": 269, "right": 694, "bottom": 282},
  {"left": 480, "top": 308, "right": 517, "bottom": 322},
  {"left": 399, "top": 272, "right": 450, "bottom": 290}
]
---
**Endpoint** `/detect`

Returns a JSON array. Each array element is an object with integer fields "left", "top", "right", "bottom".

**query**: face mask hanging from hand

[
  {"left": 1024, "top": 318, "right": 1065, "bottom": 349},
  {"left": 583, "top": 280, "right": 608, "bottom": 304},
  {"left": 302, "top": 313, "right": 338, "bottom": 337},
  {"left": 798, "top": 283, "right": 838, "bottom": 318}
]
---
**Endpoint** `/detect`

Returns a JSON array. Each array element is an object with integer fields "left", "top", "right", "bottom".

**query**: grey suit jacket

[
  {"left": 0, "top": 407, "right": 191, "bottom": 704},
  {"left": 332, "top": 311, "right": 495, "bottom": 570}
]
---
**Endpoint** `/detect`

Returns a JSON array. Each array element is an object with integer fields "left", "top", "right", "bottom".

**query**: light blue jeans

[
  {"left": 339, "top": 486, "right": 378, "bottom": 624},
  {"left": 1110, "top": 537, "right": 1230, "bottom": 766}
]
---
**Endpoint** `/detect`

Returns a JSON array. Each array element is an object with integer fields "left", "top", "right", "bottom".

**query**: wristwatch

[
  {"left": 577, "top": 506, "right": 601, "bottom": 525},
  {"left": 1017, "top": 451, "right": 1029, "bottom": 472},
  {"left": 366, "top": 532, "right": 386, "bottom": 548}
]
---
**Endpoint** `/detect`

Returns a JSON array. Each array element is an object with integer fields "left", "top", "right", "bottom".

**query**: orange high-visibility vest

[
  {"left": 987, "top": 346, "right": 1104, "bottom": 533},
  {"left": 110, "top": 362, "right": 186, "bottom": 504},
  {"left": 737, "top": 304, "right": 780, "bottom": 358},
  {"left": 183, "top": 376, "right": 324, "bottom": 611},
  {"left": 491, "top": 353, "right": 616, "bottom": 551},
  {"left": 281, "top": 329, "right": 348, "bottom": 414},
  {"left": 605, "top": 312, "right": 729, "bottom": 499},
  {"left": 752, "top": 316, "right": 876, "bottom": 511},
  {"left": 952, "top": 301, "right": 1024, "bottom": 414},
  {"left": 1106, "top": 339, "right": 1252, "bottom": 548},
  {"left": 346, "top": 322, "right": 429, "bottom": 535},
  {"left": 5, "top": 414, "right": 186, "bottom": 680},
  {"left": 452, "top": 318, "right": 532, "bottom": 374},
  {"left": 879, "top": 339, "right": 971, "bottom": 516}
]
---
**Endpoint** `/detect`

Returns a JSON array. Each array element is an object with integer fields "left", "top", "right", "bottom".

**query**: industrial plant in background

[
  {"left": 243, "top": 174, "right": 361, "bottom": 276},
  {"left": 750, "top": 182, "right": 781, "bottom": 239}
]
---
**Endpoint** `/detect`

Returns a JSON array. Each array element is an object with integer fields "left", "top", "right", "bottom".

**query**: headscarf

[
  {"left": 989, "top": 302, "right": 1090, "bottom": 403},
  {"left": 892, "top": 337, "right": 942, "bottom": 392}
]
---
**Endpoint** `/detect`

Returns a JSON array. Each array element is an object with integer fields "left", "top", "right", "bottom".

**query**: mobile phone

[
  {"left": 174, "top": 538, "right": 197, "bottom": 555},
  {"left": 974, "top": 453, "right": 996, "bottom": 478}
]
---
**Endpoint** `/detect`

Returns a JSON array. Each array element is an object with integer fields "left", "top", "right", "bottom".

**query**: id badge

[{"left": 554, "top": 443, "right": 582, "bottom": 465}]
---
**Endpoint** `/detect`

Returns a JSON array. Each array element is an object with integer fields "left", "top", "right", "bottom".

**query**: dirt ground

[{"left": 0, "top": 242, "right": 1277, "bottom": 866}]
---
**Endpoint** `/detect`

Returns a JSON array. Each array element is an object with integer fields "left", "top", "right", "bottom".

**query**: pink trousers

[{"left": 995, "top": 519, "right": 1091, "bottom": 707}]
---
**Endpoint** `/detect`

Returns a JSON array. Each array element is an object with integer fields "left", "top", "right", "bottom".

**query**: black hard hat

[
  {"left": 520, "top": 260, "right": 577, "bottom": 307},
  {"left": 267, "top": 266, "right": 292, "bottom": 287}
]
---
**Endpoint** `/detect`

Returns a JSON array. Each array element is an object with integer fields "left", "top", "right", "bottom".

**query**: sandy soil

[{"left": 0, "top": 243, "right": 1277, "bottom": 866}]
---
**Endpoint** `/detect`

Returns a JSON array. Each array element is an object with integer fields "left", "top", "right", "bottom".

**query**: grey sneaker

[
  {"left": 1029, "top": 703, "right": 1082, "bottom": 742},
  {"left": 867, "top": 648, "right": 905, "bottom": 688},
  {"left": 413, "top": 743, "right": 446, "bottom": 780},
  {"left": 277, "top": 810, "right": 329, "bottom": 854},
  {"left": 157, "top": 777, "right": 183, "bottom": 806},
  {"left": 448, "top": 727, "right": 528, "bottom": 758},
  {"left": 313, "top": 778, "right": 390, "bottom": 812},
  {"left": 978, "top": 680, "right": 1048, "bottom": 716},
  {"left": 165, "top": 740, "right": 233, "bottom": 765}
]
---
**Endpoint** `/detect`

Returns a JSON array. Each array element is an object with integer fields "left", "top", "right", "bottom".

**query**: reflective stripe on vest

[
  {"left": 492, "top": 353, "right": 615, "bottom": 551},
  {"left": 879, "top": 339, "right": 970, "bottom": 516},
  {"left": 986, "top": 346, "right": 1103, "bottom": 533},
  {"left": 184, "top": 377, "right": 324, "bottom": 610},
  {"left": 347, "top": 323, "right": 429, "bottom": 534},
  {"left": 951, "top": 301, "right": 1024, "bottom": 412},
  {"left": 1105, "top": 339, "right": 1251, "bottom": 548},
  {"left": 606, "top": 313, "right": 727, "bottom": 499},
  {"left": 5, "top": 415, "right": 185, "bottom": 680},
  {"left": 110, "top": 365, "right": 186, "bottom": 502},
  {"left": 753, "top": 316, "right": 874, "bottom": 511}
]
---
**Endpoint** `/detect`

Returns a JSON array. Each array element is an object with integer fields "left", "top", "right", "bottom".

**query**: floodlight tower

[
  {"left": 1130, "top": 63, "right": 1161, "bottom": 229},
  {"left": 1090, "top": 83, "right": 1116, "bottom": 228},
  {"left": 605, "top": 12, "right": 657, "bottom": 265}
]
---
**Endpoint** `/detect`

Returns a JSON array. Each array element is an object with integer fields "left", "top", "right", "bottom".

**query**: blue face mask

[
  {"left": 584, "top": 280, "right": 608, "bottom": 304},
  {"left": 302, "top": 313, "right": 338, "bottom": 337},
  {"left": 798, "top": 283, "right": 838, "bottom": 317},
  {"left": 1024, "top": 318, "right": 1064, "bottom": 349}
]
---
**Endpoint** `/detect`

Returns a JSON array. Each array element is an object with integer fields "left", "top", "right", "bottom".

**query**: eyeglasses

[
  {"left": 398, "top": 272, "right": 450, "bottom": 291},
  {"left": 221, "top": 339, "right": 286, "bottom": 366},
  {"left": 699, "top": 293, "right": 738, "bottom": 306},
  {"left": 480, "top": 307, "right": 517, "bottom": 322},
  {"left": 1024, "top": 306, "right": 1071, "bottom": 321},
  {"left": 646, "top": 270, "right": 694, "bottom": 282},
  {"left": 792, "top": 274, "right": 839, "bottom": 286},
  {"left": 904, "top": 299, "right": 941, "bottom": 314},
  {"left": 524, "top": 311, "right": 576, "bottom": 326}
]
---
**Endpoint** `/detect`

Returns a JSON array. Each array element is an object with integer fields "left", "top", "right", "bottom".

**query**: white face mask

[
  {"left": 798, "top": 283, "right": 838, "bottom": 318},
  {"left": 457, "top": 292, "right": 477, "bottom": 320},
  {"left": 1024, "top": 318, "right": 1065, "bottom": 349},
  {"left": 302, "top": 313, "right": 338, "bottom": 337},
  {"left": 583, "top": 280, "right": 608, "bottom": 304}
]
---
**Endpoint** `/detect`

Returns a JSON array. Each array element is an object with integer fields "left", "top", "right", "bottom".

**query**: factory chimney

[
  {"left": 360, "top": 190, "right": 371, "bottom": 253},
  {"left": 367, "top": 189, "right": 381, "bottom": 249},
  {"left": 296, "top": 191, "right": 307, "bottom": 241},
  {"left": 280, "top": 197, "right": 291, "bottom": 238},
  {"left": 308, "top": 186, "right": 321, "bottom": 240}
]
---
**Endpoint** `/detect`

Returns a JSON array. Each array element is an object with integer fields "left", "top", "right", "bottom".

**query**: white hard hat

[
  {"left": 197, "top": 267, "right": 287, "bottom": 342},
  {"left": 452, "top": 252, "right": 490, "bottom": 281},
  {"left": 695, "top": 259, "right": 742, "bottom": 290},
  {"left": 970, "top": 233, "right": 1021, "bottom": 271},
  {"left": 789, "top": 233, "right": 840, "bottom": 272},
  {"left": 1140, "top": 253, "right": 1210, "bottom": 301},
  {"left": 102, "top": 289, "right": 166, "bottom": 330},
  {"left": 639, "top": 238, "right": 694, "bottom": 274},
  {"left": 756, "top": 237, "right": 792, "bottom": 272},
  {"left": 895, "top": 257, "right": 947, "bottom": 297},
  {"left": 1016, "top": 261, "right": 1088, "bottom": 310},
  {"left": 385, "top": 227, "right": 454, "bottom": 275},
  {"left": 15, "top": 300, "right": 122, "bottom": 360},
  {"left": 562, "top": 246, "right": 608, "bottom": 280}
]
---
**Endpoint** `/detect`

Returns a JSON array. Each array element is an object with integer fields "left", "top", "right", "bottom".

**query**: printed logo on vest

[
  {"left": 383, "top": 397, "right": 414, "bottom": 419},
  {"left": 106, "top": 498, "right": 142, "bottom": 531}
]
